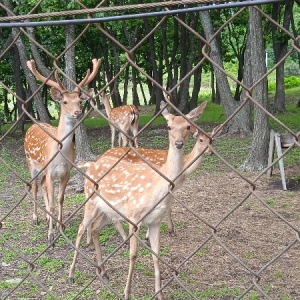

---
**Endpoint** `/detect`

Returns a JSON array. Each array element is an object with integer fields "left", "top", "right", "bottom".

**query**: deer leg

[
  {"left": 113, "top": 220, "right": 127, "bottom": 242},
  {"left": 86, "top": 211, "right": 101, "bottom": 249},
  {"left": 119, "top": 124, "right": 129, "bottom": 147},
  {"left": 131, "top": 122, "right": 139, "bottom": 148},
  {"left": 124, "top": 223, "right": 140, "bottom": 299},
  {"left": 56, "top": 173, "right": 70, "bottom": 231},
  {"left": 31, "top": 178, "right": 39, "bottom": 226},
  {"left": 145, "top": 207, "right": 173, "bottom": 247},
  {"left": 148, "top": 222, "right": 164, "bottom": 300},
  {"left": 91, "top": 213, "right": 109, "bottom": 280},
  {"left": 68, "top": 203, "right": 99, "bottom": 283},
  {"left": 41, "top": 175, "right": 50, "bottom": 223},
  {"left": 45, "top": 176, "right": 55, "bottom": 244},
  {"left": 166, "top": 207, "right": 174, "bottom": 235},
  {"left": 110, "top": 125, "right": 115, "bottom": 148}
]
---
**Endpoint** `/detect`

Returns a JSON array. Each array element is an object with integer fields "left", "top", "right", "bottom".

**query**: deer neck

[
  {"left": 102, "top": 100, "right": 112, "bottom": 116},
  {"left": 162, "top": 142, "right": 184, "bottom": 181},
  {"left": 183, "top": 142, "right": 205, "bottom": 176},
  {"left": 55, "top": 114, "right": 77, "bottom": 150}
]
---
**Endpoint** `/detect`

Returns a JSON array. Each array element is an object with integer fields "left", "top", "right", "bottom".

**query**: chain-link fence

[{"left": 1, "top": 1, "right": 300, "bottom": 299}]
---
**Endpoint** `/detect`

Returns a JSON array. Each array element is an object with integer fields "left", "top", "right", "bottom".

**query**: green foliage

[{"left": 268, "top": 76, "right": 300, "bottom": 91}]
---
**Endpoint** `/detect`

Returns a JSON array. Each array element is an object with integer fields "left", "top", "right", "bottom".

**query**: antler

[
  {"left": 26, "top": 60, "right": 66, "bottom": 93},
  {"left": 74, "top": 58, "right": 102, "bottom": 92}
]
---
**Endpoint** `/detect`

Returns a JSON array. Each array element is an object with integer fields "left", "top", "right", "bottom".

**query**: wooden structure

[{"left": 267, "top": 129, "right": 294, "bottom": 190}]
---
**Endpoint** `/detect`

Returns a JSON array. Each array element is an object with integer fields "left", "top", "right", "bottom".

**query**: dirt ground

[{"left": 0, "top": 114, "right": 300, "bottom": 300}]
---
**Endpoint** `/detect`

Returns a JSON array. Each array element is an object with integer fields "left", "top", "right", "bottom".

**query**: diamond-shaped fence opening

[{"left": 0, "top": 1, "right": 300, "bottom": 299}]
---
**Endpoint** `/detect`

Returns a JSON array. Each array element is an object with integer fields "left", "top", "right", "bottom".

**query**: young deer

[
  {"left": 86, "top": 120, "right": 223, "bottom": 248},
  {"left": 68, "top": 101, "right": 206, "bottom": 299},
  {"left": 100, "top": 93, "right": 140, "bottom": 148},
  {"left": 24, "top": 58, "right": 101, "bottom": 244}
]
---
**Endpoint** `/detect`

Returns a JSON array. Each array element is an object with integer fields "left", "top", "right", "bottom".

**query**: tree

[
  {"left": 3, "top": 0, "right": 50, "bottom": 123},
  {"left": 240, "top": 6, "right": 269, "bottom": 171},
  {"left": 199, "top": 9, "right": 252, "bottom": 135},
  {"left": 63, "top": 23, "right": 97, "bottom": 163},
  {"left": 271, "top": 1, "right": 294, "bottom": 112}
]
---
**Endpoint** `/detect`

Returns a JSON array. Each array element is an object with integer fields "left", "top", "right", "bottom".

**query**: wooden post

[
  {"left": 267, "top": 130, "right": 293, "bottom": 191},
  {"left": 267, "top": 129, "right": 275, "bottom": 178}
]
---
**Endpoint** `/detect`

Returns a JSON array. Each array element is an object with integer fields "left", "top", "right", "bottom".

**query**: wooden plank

[
  {"left": 267, "top": 129, "right": 275, "bottom": 178},
  {"left": 280, "top": 133, "right": 294, "bottom": 148},
  {"left": 274, "top": 133, "right": 287, "bottom": 190}
]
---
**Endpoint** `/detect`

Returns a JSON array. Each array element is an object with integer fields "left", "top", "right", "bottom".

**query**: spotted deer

[
  {"left": 24, "top": 58, "right": 101, "bottom": 244},
  {"left": 68, "top": 101, "right": 208, "bottom": 299},
  {"left": 100, "top": 93, "right": 139, "bottom": 148},
  {"left": 85, "top": 118, "right": 223, "bottom": 248}
]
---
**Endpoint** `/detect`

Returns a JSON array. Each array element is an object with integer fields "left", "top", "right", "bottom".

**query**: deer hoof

[
  {"left": 48, "top": 233, "right": 55, "bottom": 246},
  {"left": 102, "top": 272, "right": 109, "bottom": 281},
  {"left": 145, "top": 238, "right": 151, "bottom": 248},
  {"left": 32, "top": 219, "right": 39, "bottom": 226},
  {"left": 67, "top": 277, "right": 75, "bottom": 284}
]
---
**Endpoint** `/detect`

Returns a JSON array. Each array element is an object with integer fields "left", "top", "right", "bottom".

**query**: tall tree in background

[
  {"left": 2, "top": 1, "right": 50, "bottom": 125},
  {"left": 240, "top": 6, "right": 269, "bottom": 171},
  {"left": 199, "top": 9, "right": 252, "bottom": 135},
  {"left": 271, "top": 1, "right": 294, "bottom": 112},
  {"left": 63, "top": 23, "right": 97, "bottom": 162}
]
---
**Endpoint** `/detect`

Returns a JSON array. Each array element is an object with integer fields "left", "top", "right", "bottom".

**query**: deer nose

[
  {"left": 74, "top": 110, "right": 82, "bottom": 118},
  {"left": 175, "top": 140, "right": 184, "bottom": 149}
]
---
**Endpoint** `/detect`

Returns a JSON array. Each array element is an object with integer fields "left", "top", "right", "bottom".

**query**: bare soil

[{"left": 0, "top": 114, "right": 300, "bottom": 300}]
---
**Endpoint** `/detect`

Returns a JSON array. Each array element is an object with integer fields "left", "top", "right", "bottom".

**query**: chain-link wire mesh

[{"left": 1, "top": 1, "right": 300, "bottom": 299}]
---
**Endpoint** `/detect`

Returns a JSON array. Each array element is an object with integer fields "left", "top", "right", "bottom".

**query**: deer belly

[
  {"left": 144, "top": 198, "right": 171, "bottom": 225},
  {"left": 50, "top": 162, "right": 71, "bottom": 180}
]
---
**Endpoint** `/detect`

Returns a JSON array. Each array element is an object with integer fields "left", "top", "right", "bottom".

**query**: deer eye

[
  {"left": 187, "top": 125, "right": 191, "bottom": 130},
  {"left": 63, "top": 100, "right": 68, "bottom": 105},
  {"left": 166, "top": 126, "right": 171, "bottom": 131},
  {"left": 199, "top": 138, "right": 204, "bottom": 142}
]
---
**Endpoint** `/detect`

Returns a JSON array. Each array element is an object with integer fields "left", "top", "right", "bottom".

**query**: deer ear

[
  {"left": 160, "top": 101, "right": 170, "bottom": 119},
  {"left": 80, "top": 88, "right": 94, "bottom": 101},
  {"left": 186, "top": 101, "right": 207, "bottom": 121},
  {"left": 50, "top": 87, "right": 63, "bottom": 102}
]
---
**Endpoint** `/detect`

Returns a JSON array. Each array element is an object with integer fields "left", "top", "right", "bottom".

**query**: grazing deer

[
  {"left": 100, "top": 93, "right": 139, "bottom": 148},
  {"left": 68, "top": 101, "right": 207, "bottom": 299},
  {"left": 24, "top": 58, "right": 101, "bottom": 244}
]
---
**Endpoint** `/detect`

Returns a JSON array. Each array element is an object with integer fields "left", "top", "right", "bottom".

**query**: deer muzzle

[{"left": 175, "top": 140, "right": 184, "bottom": 149}]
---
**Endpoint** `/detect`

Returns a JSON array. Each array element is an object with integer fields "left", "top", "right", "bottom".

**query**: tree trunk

[
  {"left": 64, "top": 24, "right": 96, "bottom": 162},
  {"left": 3, "top": 0, "right": 50, "bottom": 124},
  {"left": 240, "top": 6, "right": 269, "bottom": 171},
  {"left": 272, "top": 1, "right": 293, "bottom": 112},
  {"left": 11, "top": 45, "right": 27, "bottom": 132},
  {"left": 199, "top": 9, "right": 251, "bottom": 135},
  {"left": 14, "top": 29, "right": 50, "bottom": 123}
]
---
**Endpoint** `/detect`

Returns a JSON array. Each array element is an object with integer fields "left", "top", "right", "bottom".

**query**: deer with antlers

[
  {"left": 24, "top": 58, "right": 101, "bottom": 244},
  {"left": 68, "top": 100, "right": 211, "bottom": 299},
  {"left": 100, "top": 92, "right": 140, "bottom": 148}
]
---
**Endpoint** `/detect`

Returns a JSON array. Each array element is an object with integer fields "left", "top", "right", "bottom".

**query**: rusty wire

[{"left": 0, "top": 0, "right": 299, "bottom": 300}]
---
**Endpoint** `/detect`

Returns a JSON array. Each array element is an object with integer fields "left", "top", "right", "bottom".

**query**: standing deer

[
  {"left": 24, "top": 58, "right": 101, "bottom": 244},
  {"left": 100, "top": 93, "right": 139, "bottom": 148},
  {"left": 85, "top": 119, "right": 223, "bottom": 248},
  {"left": 68, "top": 101, "right": 207, "bottom": 300}
]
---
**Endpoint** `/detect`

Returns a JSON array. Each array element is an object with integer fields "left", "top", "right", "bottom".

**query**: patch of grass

[
  {"left": 175, "top": 220, "right": 185, "bottom": 228},
  {"left": 3, "top": 249, "right": 18, "bottom": 263},
  {"left": 135, "top": 262, "right": 153, "bottom": 276},
  {"left": 270, "top": 102, "right": 300, "bottom": 132},
  {"left": 160, "top": 222, "right": 169, "bottom": 233},
  {"left": 139, "top": 248, "right": 151, "bottom": 256},
  {"left": 266, "top": 199, "right": 276, "bottom": 206},
  {"left": 197, "top": 248, "right": 209, "bottom": 256},
  {"left": 244, "top": 251, "right": 255, "bottom": 259},
  {"left": 36, "top": 255, "right": 64, "bottom": 272},
  {"left": 275, "top": 271, "right": 285, "bottom": 279}
]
